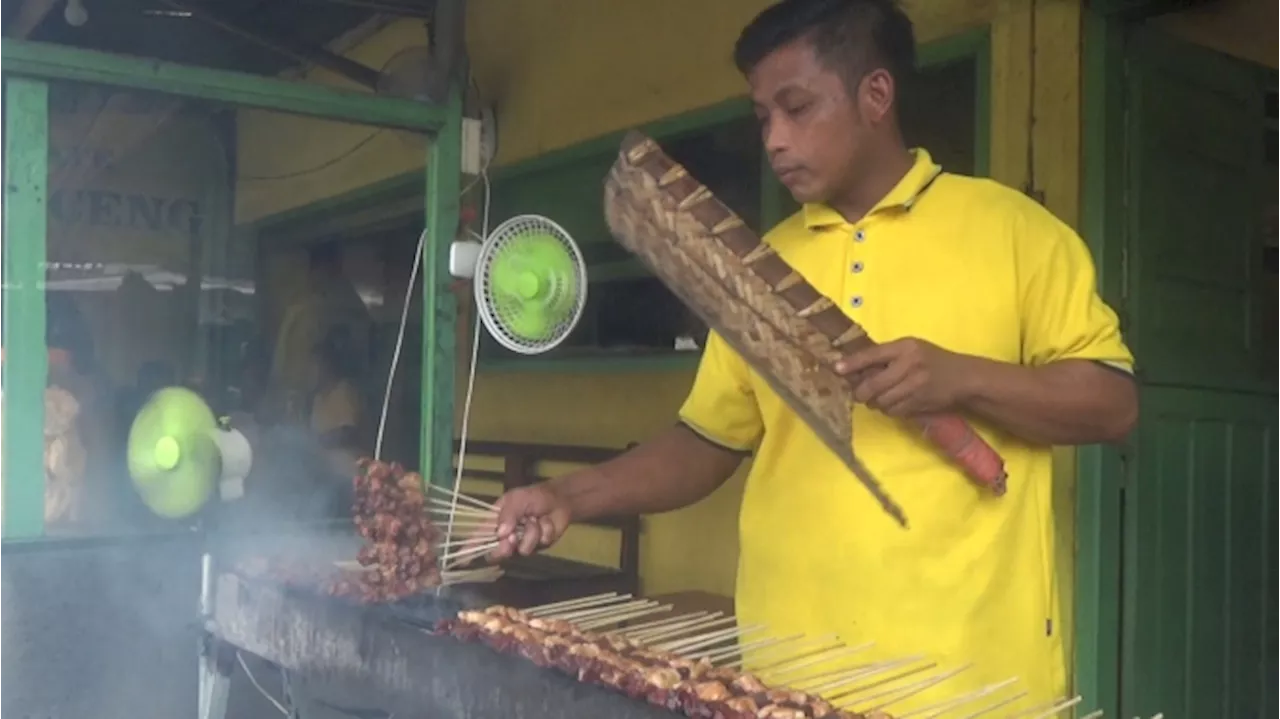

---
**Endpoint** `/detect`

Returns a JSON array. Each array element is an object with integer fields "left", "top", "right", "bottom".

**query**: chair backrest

[{"left": 451, "top": 439, "right": 641, "bottom": 586}]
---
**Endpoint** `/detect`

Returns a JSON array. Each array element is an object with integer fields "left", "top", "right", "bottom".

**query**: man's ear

[{"left": 858, "top": 68, "right": 896, "bottom": 125}]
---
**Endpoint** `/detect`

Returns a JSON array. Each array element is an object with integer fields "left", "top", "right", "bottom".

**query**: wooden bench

[{"left": 452, "top": 439, "right": 641, "bottom": 608}]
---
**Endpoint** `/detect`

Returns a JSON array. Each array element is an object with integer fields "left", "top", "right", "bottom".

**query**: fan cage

[{"left": 473, "top": 214, "right": 588, "bottom": 355}]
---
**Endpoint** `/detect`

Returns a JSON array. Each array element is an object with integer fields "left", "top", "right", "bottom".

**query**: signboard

[{"left": 45, "top": 82, "right": 238, "bottom": 385}]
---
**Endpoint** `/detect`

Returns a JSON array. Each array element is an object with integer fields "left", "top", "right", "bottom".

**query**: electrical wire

[
  {"left": 237, "top": 651, "right": 290, "bottom": 716},
  {"left": 373, "top": 224, "right": 426, "bottom": 462},
  {"left": 240, "top": 130, "right": 384, "bottom": 181},
  {"left": 443, "top": 171, "right": 490, "bottom": 558}
]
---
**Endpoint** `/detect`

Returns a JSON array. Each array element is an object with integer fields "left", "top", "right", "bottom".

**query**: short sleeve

[
  {"left": 677, "top": 332, "right": 764, "bottom": 452},
  {"left": 1018, "top": 209, "right": 1134, "bottom": 372}
]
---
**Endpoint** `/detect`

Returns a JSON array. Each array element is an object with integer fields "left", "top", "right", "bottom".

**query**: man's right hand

[{"left": 490, "top": 482, "right": 574, "bottom": 559}]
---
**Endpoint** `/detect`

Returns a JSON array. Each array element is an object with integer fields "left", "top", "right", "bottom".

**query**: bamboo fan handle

[{"left": 912, "top": 414, "right": 1007, "bottom": 495}]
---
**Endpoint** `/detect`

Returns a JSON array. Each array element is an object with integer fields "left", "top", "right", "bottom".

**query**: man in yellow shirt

[{"left": 490, "top": 0, "right": 1137, "bottom": 709}]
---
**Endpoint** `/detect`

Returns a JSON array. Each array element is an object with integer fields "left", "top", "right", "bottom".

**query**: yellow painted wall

[{"left": 232, "top": 0, "right": 1090, "bottom": 606}]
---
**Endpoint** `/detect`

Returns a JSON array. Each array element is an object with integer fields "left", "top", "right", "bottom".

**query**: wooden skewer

[
  {"left": 615, "top": 611, "right": 710, "bottom": 636},
  {"left": 434, "top": 516, "right": 497, "bottom": 531},
  {"left": 440, "top": 541, "right": 499, "bottom": 566},
  {"left": 948, "top": 689, "right": 1029, "bottom": 719},
  {"left": 899, "top": 678, "right": 1020, "bottom": 718},
  {"left": 576, "top": 604, "right": 674, "bottom": 630},
  {"left": 673, "top": 625, "right": 769, "bottom": 656},
  {"left": 749, "top": 642, "right": 846, "bottom": 673},
  {"left": 807, "top": 660, "right": 936, "bottom": 696},
  {"left": 524, "top": 592, "right": 625, "bottom": 615},
  {"left": 428, "top": 499, "right": 497, "bottom": 517},
  {"left": 818, "top": 659, "right": 930, "bottom": 698},
  {"left": 631, "top": 615, "right": 734, "bottom": 644},
  {"left": 760, "top": 642, "right": 874, "bottom": 680},
  {"left": 554, "top": 600, "right": 657, "bottom": 621},
  {"left": 435, "top": 537, "right": 499, "bottom": 549},
  {"left": 424, "top": 483, "right": 500, "bottom": 511},
  {"left": 441, "top": 538, "right": 499, "bottom": 557},
  {"left": 539, "top": 595, "right": 638, "bottom": 618},
  {"left": 1078, "top": 710, "right": 1104, "bottom": 719},
  {"left": 1007, "top": 696, "right": 1083, "bottom": 719},
  {"left": 660, "top": 624, "right": 757, "bottom": 652},
  {"left": 702, "top": 633, "right": 804, "bottom": 663},
  {"left": 658, "top": 624, "right": 765, "bottom": 653},
  {"left": 787, "top": 654, "right": 911, "bottom": 690},
  {"left": 718, "top": 634, "right": 840, "bottom": 670},
  {"left": 844, "top": 664, "right": 972, "bottom": 711}
]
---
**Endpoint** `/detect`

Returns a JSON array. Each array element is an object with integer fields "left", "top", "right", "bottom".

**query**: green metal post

[
  {"left": 1074, "top": 8, "right": 1126, "bottom": 717},
  {"left": 3, "top": 78, "right": 50, "bottom": 538},
  {"left": 421, "top": 84, "right": 462, "bottom": 491}
]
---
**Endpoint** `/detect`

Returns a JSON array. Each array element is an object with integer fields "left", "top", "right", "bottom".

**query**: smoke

[{"left": 1, "top": 405, "right": 370, "bottom": 718}]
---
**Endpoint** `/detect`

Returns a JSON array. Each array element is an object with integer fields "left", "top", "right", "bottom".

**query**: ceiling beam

[
  {"left": 158, "top": 0, "right": 383, "bottom": 89},
  {"left": 7, "top": 0, "right": 61, "bottom": 39},
  {"left": 279, "top": 13, "right": 397, "bottom": 80}
]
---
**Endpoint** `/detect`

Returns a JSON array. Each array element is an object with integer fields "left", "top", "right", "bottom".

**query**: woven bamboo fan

[{"left": 603, "top": 131, "right": 1010, "bottom": 528}]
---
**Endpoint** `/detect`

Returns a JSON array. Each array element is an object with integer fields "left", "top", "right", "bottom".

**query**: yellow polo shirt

[{"left": 679, "top": 150, "right": 1132, "bottom": 711}]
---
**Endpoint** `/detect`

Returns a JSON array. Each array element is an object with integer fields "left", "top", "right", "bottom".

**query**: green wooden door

[{"left": 1120, "top": 27, "right": 1278, "bottom": 719}]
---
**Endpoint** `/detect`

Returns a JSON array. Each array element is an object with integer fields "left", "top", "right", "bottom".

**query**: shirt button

[
  {"left": 851, "top": 261, "right": 864, "bottom": 273},
  {"left": 854, "top": 229, "right": 866, "bottom": 242},
  {"left": 850, "top": 296, "right": 863, "bottom": 308}
]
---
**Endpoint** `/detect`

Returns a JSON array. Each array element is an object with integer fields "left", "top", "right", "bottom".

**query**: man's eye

[{"left": 784, "top": 102, "right": 812, "bottom": 117}]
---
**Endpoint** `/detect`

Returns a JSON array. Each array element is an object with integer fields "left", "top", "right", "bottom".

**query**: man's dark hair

[{"left": 733, "top": 0, "right": 916, "bottom": 94}]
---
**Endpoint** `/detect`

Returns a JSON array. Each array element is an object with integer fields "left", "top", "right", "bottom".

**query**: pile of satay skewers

[
  {"left": 327, "top": 458, "right": 504, "bottom": 603},
  {"left": 438, "top": 592, "right": 1107, "bottom": 719}
]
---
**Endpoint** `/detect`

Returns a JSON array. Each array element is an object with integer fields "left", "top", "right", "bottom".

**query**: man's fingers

[
  {"left": 537, "top": 517, "right": 557, "bottom": 548},
  {"left": 871, "top": 373, "right": 925, "bottom": 417},
  {"left": 853, "top": 358, "right": 911, "bottom": 405},
  {"left": 834, "top": 342, "right": 900, "bottom": 377},
  {"left": 517, "top": 519, "right": 541, "bottom": 556},
  {"left": 494, "top": 493, "right": 528, "bottom": 538}
]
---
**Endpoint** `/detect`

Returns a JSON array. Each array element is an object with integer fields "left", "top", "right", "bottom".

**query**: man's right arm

[
  {"left": 557, "top": 424, "right": 746, "bottom": 520},
  {"left": 491, "top": 332, "right": 764, "bottom": 557}
]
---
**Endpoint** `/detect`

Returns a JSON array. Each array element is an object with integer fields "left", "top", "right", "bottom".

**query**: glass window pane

[{"left": 41, "top": 79, "right": 428, "bottom": 536}]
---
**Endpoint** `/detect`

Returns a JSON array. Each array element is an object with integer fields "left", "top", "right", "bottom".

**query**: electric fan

[
  {"left": 127, "top": 387, "right": 253, "bottom": 519},
  {"left": 449, "top": 215, "right": 588, "bottom": 354}
]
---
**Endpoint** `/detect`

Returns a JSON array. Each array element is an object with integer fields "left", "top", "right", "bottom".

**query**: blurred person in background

[{"left": 270, "top": 242, "right": 372, "bottom": 423}]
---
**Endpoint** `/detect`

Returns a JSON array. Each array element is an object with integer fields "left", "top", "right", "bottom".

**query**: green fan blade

[
  {"left": 127, "top": 387, "right": 219, "bottom": 519},
  {"left": 487, "top": 232, "right": 579, "bottom": 340}
]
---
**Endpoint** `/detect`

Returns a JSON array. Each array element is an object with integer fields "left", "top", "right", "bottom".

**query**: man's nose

[{"left": 764, "top": 132, "right": 792, "bottom": 165}]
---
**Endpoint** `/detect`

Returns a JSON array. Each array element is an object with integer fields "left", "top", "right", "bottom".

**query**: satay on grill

[
  {"left": 328, "top": 458, "right": 444, "bottom": 603},
  {"left": 440, "top": 606, "right": 886, "bottom": 719}
]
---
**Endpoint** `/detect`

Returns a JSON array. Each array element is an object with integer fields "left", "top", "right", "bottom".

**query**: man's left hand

[{"left": 833, "top": 338, "right": 977, "bottom": 418}]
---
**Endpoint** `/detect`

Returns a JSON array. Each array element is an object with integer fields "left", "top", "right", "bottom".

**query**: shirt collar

[{"left": 802, "top": 148, "right": 943, "bottom": 229}]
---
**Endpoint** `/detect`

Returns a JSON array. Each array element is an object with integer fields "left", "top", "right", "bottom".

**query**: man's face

[{"left": 748, "top": 39, "right": 883, "bottom": 205}]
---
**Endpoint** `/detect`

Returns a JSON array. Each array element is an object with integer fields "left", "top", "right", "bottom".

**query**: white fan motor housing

[
  {"left": 449, "top": 239, "right": 483, "bottom": 279},
  {"left": 212, "top": 427, "right": 253, "bottom": 501}
]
